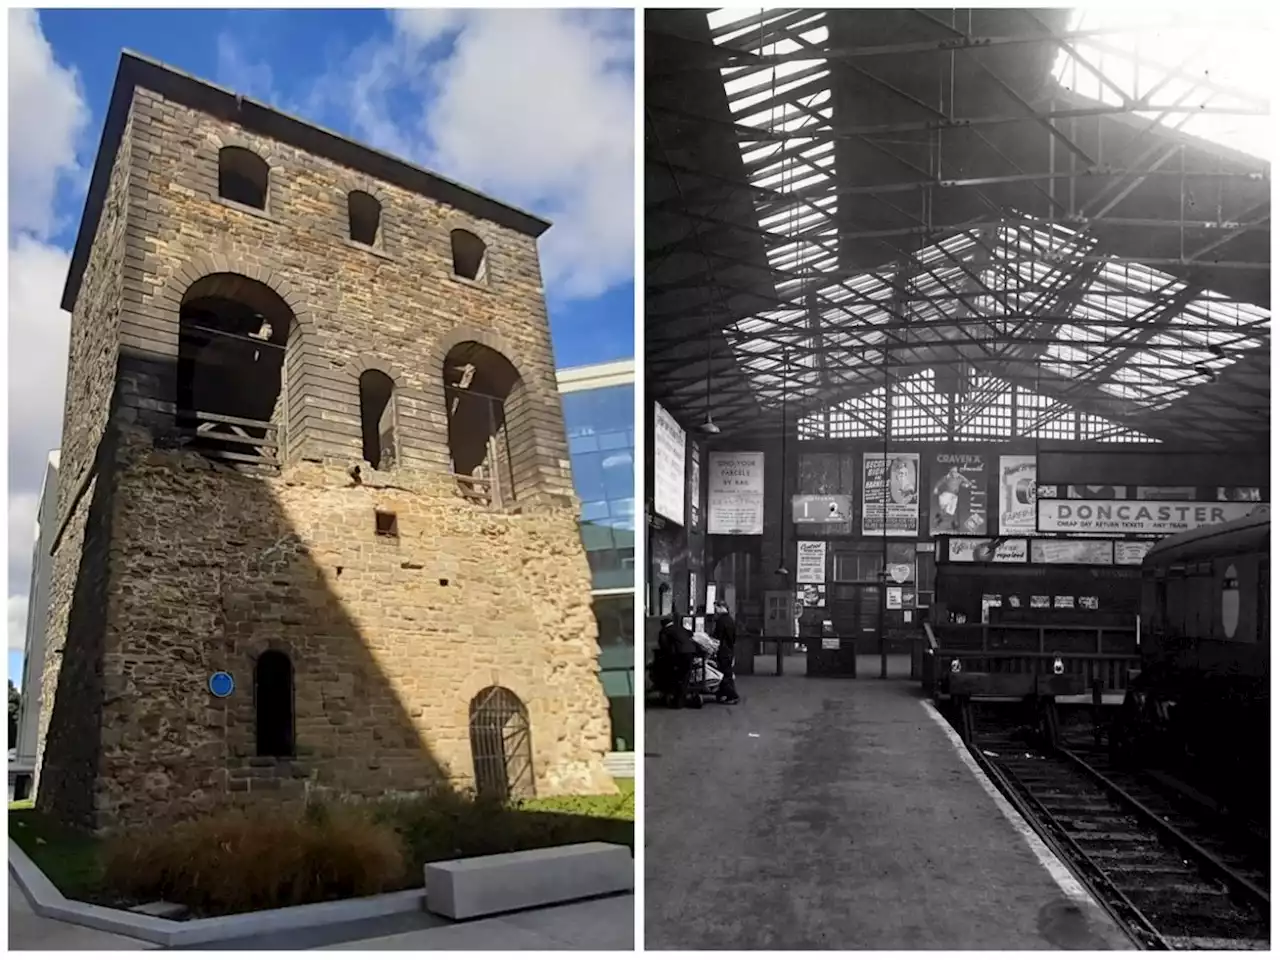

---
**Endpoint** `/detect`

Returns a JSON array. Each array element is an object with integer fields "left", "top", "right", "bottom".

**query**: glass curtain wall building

[{"left": 557, "top": 360, "right": 635, "bottom": 755}]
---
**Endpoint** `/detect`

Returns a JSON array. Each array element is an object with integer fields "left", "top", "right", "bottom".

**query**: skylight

[
  {"left": 1052, "top": 9, "right": 1271, "bottom": 161},
  {"left": 705, "top": 9, "right": 1269, "bottom": 441}
]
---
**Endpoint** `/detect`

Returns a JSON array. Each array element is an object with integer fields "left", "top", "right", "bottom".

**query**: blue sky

[{"left": 8, "top": 9, "right": 636, "bottom": 685}]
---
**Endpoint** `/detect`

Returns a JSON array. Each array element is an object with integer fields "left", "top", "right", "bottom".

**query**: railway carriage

[{"left": 1115, "top": 511, "right": 1269, "bottom": 817}]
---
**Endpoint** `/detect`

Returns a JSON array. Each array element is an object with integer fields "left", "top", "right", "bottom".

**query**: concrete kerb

[
  {"left": 9, "top": 839, "right": 637, "bottom": 948},
  {"left": 9, "top": 838, "right": 424, "bottom": 948}
]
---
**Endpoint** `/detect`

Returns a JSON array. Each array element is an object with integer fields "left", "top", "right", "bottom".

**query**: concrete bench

[{"left": 423, "top": 842, "right": 633, "bottom": 920}]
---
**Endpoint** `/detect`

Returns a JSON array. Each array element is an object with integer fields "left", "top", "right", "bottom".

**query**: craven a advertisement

[
  {"left": 862, "top": 452, "right": 920, "bottom": 537},
  {"left": 706, "top": 452, "right": 765, "bottom": 535},
  {"left": 1038, "top": 499, "right": 1262, "bottom": 535},
  {"left": 948, "top": 537, "right": 1028, "bottom": 563},
  {"left": 928, "top": 453, "right": 987, "bottom": 536},
  {"left": 998, "top": 455, "right": 1037, "bottom": 535}
]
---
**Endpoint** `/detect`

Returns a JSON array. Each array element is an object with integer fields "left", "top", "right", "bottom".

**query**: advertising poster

[
  {"left": 796, "top": 541, "right": 827, "bottom": 584},
  {"left": 948, "top": 538, "right": 1028, "bottom": 563},
  {"left": 1218, "top": 487, "right": 1262, "bottom": 502},
  {"left": 1136, "top": 486, "right": 1196, "bottom": 501},
  {"left": 928, "top": 453, "right": 988, "bottom": 536},
  {"left": 706, "top": 452, "right": 765, "bottom": 535},
  {"left": 689, "top": 445, "right": 702, "bottom": 531},
  {"left": 797, "top": 584, "right": 827, "bottom": 608},
  {"left": 998, "top": 455, "right": 1038, "bottom": 535},
  {"left": 1114, "top": 541, "right": 1155, "bottom": 566},
  {"left": 862, "top": 453, "right": 920, "bottom": 537},
  {"left": 1065, "top": 485, "right": 1127, "bottom": 499},
  {"left": 1054, "top": 596, "right": 1075, "bottom": 609},
  {"left": 887, "top": 587, "right": 903, "bottom": 610},
  {"left": 1038, "top": 499, "right": 1262, "bottom": 535},
  {"left": 652, "top": 402, "right": 686, "bottom": 526},
  {"left": 1031, "top": 595, "right": 1050, "bottom": 609},
  {"left": 1031, "top": 539, "right": 1114, "bottom": 565}
]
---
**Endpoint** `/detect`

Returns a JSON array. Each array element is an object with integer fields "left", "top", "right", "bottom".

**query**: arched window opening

[
  {"left": 358, "top": 369, "right": 397, "bottom": 470},
  {"left": 348, "top": 191, "right": 382, "bottom": 246},
  {"left": 218, "top": 147, "right": 269, "bottom": 210},
  {"left": 450, "top": 229, "right": 488, "bottom": 282},
  {"left": 255, "top": 650, "right": 294, "bottom": 757},
  {"left": 176, "top": 273, "right": 293, "bottom": 469},
  {"left": 444, "top": 341, "right": 527, "bottom": 506},
  {"left": 468, "top": 686, "right": 533, "bottom": 801}
]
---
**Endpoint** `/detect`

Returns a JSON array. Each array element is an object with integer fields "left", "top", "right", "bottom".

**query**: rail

[{"left": 969, "top": 716, "right": 1270, "bottom": 948}]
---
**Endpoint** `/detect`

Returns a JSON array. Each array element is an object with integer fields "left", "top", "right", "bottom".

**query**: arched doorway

[
  {"left": 468, "top": 686, "right": 534, "bottom": 801},
  {"left": 443, "top": 342, "right": 527, "bottom": 506},
  {"left": 176, "top": 273, "right": 295, "bottom": 468}
]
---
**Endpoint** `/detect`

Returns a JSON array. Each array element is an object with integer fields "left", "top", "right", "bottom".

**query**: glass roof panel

[{"left": 1052, "top": 9, "right": 1270, "bottom": 161}]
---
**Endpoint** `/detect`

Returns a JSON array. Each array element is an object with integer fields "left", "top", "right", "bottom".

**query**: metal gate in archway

[{"left": 468, "top": 686, "right": 535, "bottom": 801}]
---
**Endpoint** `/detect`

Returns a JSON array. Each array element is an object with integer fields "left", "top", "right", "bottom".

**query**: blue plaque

[{"left": 208, "top": 671, "right": 235, "bottom": 698}]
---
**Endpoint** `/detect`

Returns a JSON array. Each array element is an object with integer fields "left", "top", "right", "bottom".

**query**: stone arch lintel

[
  {"left": 345, "top": 354, "right": 408, "bottom": 390},
  {"left": 163, "top": 257, "right": 313, "bottom": 333}
]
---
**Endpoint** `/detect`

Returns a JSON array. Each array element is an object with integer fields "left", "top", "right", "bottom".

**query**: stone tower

[{"left": 37, "top": 52, "right": 616, "bottom": 830}]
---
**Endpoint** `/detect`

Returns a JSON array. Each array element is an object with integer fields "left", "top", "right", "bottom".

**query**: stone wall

[
  {"left": 95, "top": 430, "right": 612, "bottom": 826},
  {"left": 36, "top": 108, "right": 133, "bottom": 827},
  {"left": 40, "top": 77, "right": 615, "bottom": 829},
  {"left": 117, "top": 85, "right": 574, "bottom": 498}
]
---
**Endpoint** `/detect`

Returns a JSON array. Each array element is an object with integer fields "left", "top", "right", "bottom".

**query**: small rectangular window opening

[{"left": 375, "top": 510, "right": 399, "bottom": 538}]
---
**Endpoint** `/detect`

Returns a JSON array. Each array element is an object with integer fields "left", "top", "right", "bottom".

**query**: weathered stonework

[{"left": 38, "top": 54, "right": 615, "bottom": 831}]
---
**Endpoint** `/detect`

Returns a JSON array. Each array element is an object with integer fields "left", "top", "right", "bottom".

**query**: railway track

[{"left": 970, "top": 714, "right": 1269, "bottom": 950}]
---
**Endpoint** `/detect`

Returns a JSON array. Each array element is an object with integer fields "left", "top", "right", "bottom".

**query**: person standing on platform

[{"left": 711, "top": 600, "right": 740, "bottom": 705}]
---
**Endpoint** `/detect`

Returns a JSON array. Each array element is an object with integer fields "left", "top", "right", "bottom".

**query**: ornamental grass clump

[{"left": 100, "top": 803, "right": 404, "bottom": 915}]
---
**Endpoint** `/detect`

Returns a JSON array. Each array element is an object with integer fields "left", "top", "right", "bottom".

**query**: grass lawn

[
  {"left": 519, "top": 777, "right": 634, "bottom": 821},
  {"left": 8, "top": 800, "right": 104, "bottom": 900},
  {"left": 9, "top": 779, "right": 633, "bottom": 910}
]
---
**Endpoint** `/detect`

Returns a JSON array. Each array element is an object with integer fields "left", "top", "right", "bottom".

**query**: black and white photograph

[{"left": 644, "top": 5, "right": 1269, "bottom": 951}]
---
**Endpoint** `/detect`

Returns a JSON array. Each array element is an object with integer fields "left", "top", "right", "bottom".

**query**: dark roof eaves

[{"left": 60, "top": 50, "right": 551, "bottom": 313}]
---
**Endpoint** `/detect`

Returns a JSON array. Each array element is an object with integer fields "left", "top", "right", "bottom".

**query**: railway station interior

[{"left": 644, "top": 8, "right": 1270, "bottom": 950}]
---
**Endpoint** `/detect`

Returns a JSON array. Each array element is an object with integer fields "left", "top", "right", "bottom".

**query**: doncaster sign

[{"left": 1037, "top": 499, "right": 1262, "bottom": 535}]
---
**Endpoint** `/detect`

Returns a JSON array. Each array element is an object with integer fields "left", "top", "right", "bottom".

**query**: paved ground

[
  {"left": 9, "top": 871, "right": 633, "bottom": 951},
  {"left": 644, "top": 675, "right": 1131, "bottom": 950},
  {"left": 8, "top": 875, "right": 156, "bottom": 950}
]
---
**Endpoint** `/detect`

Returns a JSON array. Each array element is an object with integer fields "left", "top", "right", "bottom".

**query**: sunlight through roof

[{"left": 704, "top": 7, "right": 1270, "bottom": 441}]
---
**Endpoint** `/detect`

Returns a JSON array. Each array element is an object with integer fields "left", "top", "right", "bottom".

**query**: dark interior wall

[
  {"left": 935, "top": 564, "right": 1142, "bottom": 627},
  {"left": 691, "top": 434, "right": 1266, "bottom": 640},
  {"left": 1037, "top": 447, "right": 1270, "bottom": 489},
  {"left": 645, "top": 403, "right": 706, "bottom": 618}
]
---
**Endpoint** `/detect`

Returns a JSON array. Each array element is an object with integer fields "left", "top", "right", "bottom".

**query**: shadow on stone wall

[{"left": 38, "top": 408, "right": 622, "bottom": 845}]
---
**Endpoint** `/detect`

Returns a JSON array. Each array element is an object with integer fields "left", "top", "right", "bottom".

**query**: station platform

[{"left": 644, "top": 675, "right": 1134, "bottom": 950}]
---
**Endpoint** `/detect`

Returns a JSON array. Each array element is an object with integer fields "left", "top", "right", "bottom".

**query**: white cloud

[
  {"left": 344, "top": 10, "right": 635, "bottom": 299},
  {"left": 214, "top": 33, "right": 280, "bottom": 106},
  {"left": 9, "top": 596, "right": 29, "bottom": 653},
  {"left": 8, "top": 9, "right": 89, "bottom": 239},
  {"left": 8, "top": 10, "right": 80, "bottom": 610}
]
